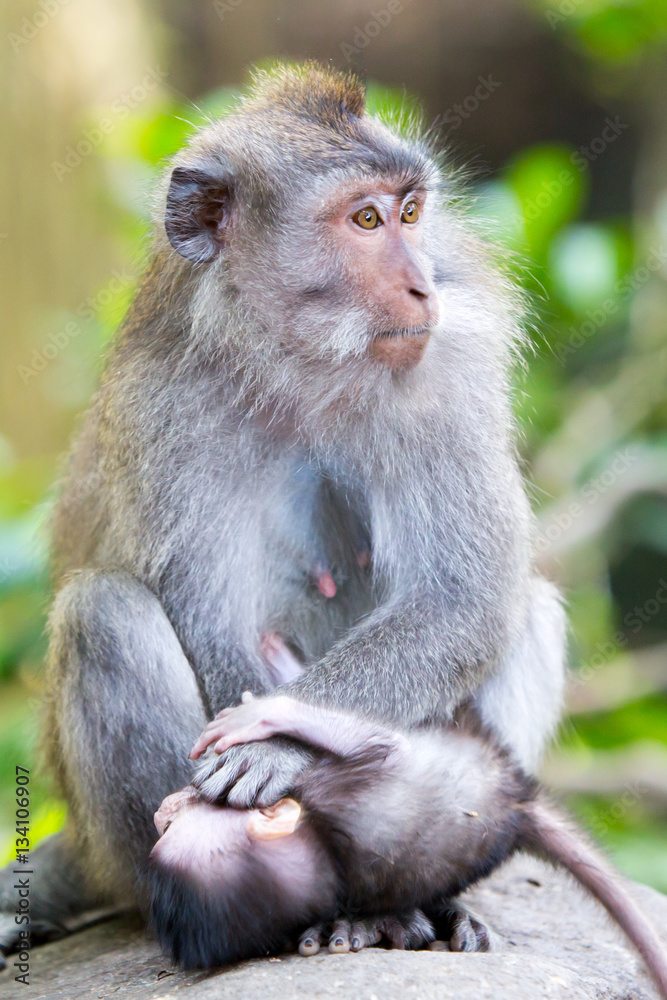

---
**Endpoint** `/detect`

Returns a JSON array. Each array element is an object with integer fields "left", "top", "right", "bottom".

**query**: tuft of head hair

[
  {"left": 245, "top": 61, "right": 366, "bottom": 133},
  {"left": 146, "top": 852, "right": 321, "bottom": 969}
]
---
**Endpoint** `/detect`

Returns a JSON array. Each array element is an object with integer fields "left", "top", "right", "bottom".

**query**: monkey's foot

[
  {"left": 297, "top": 910, "right": 434, "bottom": 957},
  {"left": 0, "top": 914, "right": 66, "bottom": 968},
  {"left": 297, "top": 919, "right": 380, "bottom": 956},
  {"left": 432, "top": 901, "right": 493, "bottom": 952}
]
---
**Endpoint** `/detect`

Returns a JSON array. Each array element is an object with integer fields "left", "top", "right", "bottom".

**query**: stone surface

[{"left": 2, "top": 856, "right": 666, "bottom": 1000}]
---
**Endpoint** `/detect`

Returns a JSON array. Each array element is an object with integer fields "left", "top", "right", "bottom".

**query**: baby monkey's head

[{"left": 147, "top": 791, "right": 337, "bottom": 968}]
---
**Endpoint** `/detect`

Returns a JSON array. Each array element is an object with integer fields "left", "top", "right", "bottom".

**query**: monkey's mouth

[
  {"left": 368, "top": 327, "right": 431, "bottom": 371},
  {"left": 372, "top": 325, "right": 430, "bottom": 340}
]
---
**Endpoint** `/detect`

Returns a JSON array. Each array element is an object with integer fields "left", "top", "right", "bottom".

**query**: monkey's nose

[
  {"left": 407, "top": 274, "right": 432, "bottom": 300},
  {"left": 400, "top": 283, "right": 438, "bottom": 328}
]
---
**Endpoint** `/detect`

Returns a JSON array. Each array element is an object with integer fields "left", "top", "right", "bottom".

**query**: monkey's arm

[
  {"left": 190, "top": 693, "right": 407, "bottom": 761},
  {"left": 284, "top": 449, "right": 532, "bottom": 727},
  {"left": 285, "top": 591, "right": 513, "bottom": 726}
]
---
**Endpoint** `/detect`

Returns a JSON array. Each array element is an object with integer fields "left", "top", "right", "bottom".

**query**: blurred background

[{"left": 0, "top": 0, "right": 666, "bottom": 888}]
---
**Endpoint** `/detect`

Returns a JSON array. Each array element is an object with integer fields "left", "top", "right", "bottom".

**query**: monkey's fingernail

[{"left": 351, "top": 936, "right": 362, "bottom": 950}]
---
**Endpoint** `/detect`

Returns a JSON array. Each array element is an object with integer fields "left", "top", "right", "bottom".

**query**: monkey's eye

[
  {"left": 353, "top": 207, "right": 381, "bottom": 230},
  {"left": 401, "top": 201, "right": 419, "bottom": 224}
]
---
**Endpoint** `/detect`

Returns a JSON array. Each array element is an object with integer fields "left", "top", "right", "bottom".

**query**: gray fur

[{"left": 0, "top": 64, "right": 565, "bottom": 956}]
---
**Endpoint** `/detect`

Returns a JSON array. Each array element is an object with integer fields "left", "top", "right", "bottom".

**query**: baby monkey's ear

[{"left": 246, "top": 798, "right": 302, "bottom": 840}]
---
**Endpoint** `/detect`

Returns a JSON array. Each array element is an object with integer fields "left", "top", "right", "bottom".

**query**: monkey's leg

[
  {"left": 4, "top": 571, "right": 208, "bottom": 959},
  {"left": 0, "top": 832, "right": 107, "bottom": 970},
  {"left": 473, "top": 577, "right": 566, "bottom": 772}
]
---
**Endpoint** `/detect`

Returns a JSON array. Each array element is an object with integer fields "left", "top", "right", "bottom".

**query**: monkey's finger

[
  {"left": 298, "top": 924, "right": 323, "bottom": 957},
  {"left": 225, "top": 768, "right": 272, "bottom": 808},
  {"left": 192, "top": 746, "right": 252, "bottom": 801},
  {"left": 213, "top": 725, "right": 270, "bottom": 754},
  {"left": 213, "top": 705, "right": 242, "bottom": 719},
  {"left": 189, "top": 737, "right": 218, "bottom": 759},
  {"left": 328, "top": 920, "right": 351, "bottom": 953},
  {"left": 189, "top": 726, "right": 227, "bottom": 758},
  {"left": 210, "top": 702, "right": 253, "bottom": 723},
  {"left": 190, "top": 714, "right": 254, "bottom": 757}
]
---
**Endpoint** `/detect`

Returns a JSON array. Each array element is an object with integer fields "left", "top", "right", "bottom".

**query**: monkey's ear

[
  {"left": 165, "top": 166, "right": 233, "bottom": 264},
  {"left": 246, "top": 798, "right": 302, "bottom": 841}
]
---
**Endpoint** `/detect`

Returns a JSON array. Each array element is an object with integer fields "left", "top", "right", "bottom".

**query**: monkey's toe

[
  {"left": 446, "top": 904, "right": 492, "bottom": 952},
  {"left": 298, "top": 924, "right": 323, "bottom": 956},
  {"left": 328, "top": 920, "right": 351, "bottom": 953},
  {"left": 350, "top": 920, "right": 382, "bottom": 952}
]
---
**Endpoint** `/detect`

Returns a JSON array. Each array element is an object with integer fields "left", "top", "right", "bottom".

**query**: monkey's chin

[{"left": 368, "top": 329, "right": 431, "bottom": 371}]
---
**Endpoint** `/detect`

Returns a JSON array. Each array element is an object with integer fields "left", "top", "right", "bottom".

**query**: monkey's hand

[
  {"left": 191, "top": 734, "right": 314, "bottom": 808},
  {"left": 189, "top": 692, "right": 291, "bottom": 759}
]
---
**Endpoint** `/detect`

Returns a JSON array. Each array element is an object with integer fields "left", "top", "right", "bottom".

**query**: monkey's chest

[{"left": 262, "top": 463, "right": 374, "bottom": 660}]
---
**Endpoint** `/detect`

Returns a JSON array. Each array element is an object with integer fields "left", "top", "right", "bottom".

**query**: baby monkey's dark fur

[{"left": 148, "top": 699, "right": 667, "bottom": 999}]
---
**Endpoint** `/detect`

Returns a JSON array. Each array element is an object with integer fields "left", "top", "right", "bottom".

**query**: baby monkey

[{"left": 149, "top": 696, "right": 667, "bottom": 997}]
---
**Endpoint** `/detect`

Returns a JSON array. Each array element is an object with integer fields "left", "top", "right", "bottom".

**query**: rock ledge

[{"left": 2, "top": 856, "right": 665, "bottom": 1000}]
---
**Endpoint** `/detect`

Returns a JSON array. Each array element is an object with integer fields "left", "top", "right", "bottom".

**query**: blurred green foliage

[{"left": 1, "top": 0, "right": 666, "bottom": 891}]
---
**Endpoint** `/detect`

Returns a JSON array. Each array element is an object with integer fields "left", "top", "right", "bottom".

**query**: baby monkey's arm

[{"left": 190, "top": 693, "right": 407, "bottom": 762}]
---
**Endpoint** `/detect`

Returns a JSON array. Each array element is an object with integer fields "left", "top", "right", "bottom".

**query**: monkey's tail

[{"left": 523, "top": 798, "right": 667, "bottom": 1000}]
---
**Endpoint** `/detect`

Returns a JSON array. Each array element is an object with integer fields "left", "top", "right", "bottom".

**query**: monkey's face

[
  {"left": 312, "top": 178, "right": 439, "bottom": 371},
  {"left": 163, "top": 88, "right": 448, "bottom": 377}
]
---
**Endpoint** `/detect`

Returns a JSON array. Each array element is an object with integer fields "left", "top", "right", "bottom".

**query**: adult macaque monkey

[{"left": 0, "top": 62, "right": 565, "bottom": 961}]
